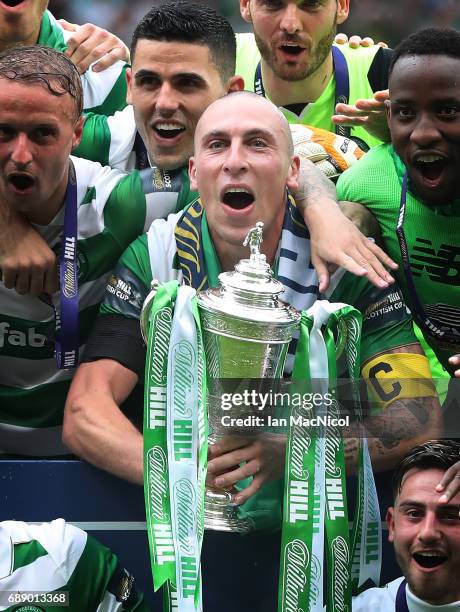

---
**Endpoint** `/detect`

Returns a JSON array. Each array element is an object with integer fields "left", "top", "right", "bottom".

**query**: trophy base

[{"left": 204, "top": 487, "right": 253, "bottom": 533}]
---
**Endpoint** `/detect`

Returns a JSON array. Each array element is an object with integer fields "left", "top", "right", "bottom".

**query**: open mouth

[
  {"left": 413, "top": 154, "right": 447, "bottom": 184},
  {"left": 222, "top": 188, "right": 255, "bottom": 211},
  {"left": 8, "top": 173, "right": 35, "bottom": 192},
  {"left": 280, "top": 44, "right": 305, "bottom": 57},
  {"left": 153, "top": 123, "right": 185, "bottom": 140},
  {"left": 413, "top": 552, "right": 448, "bottom": 569},
  {"left": 1, "top": 0, "right": 26, "bottom": 7}
]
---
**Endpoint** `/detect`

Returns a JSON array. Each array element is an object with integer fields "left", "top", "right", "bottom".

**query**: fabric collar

[
  {"left": 406, "top": 583, "right": 460, "bottom": 611},
  {"left": 38, "top": 11, "right": 67, "bottom": 52}
]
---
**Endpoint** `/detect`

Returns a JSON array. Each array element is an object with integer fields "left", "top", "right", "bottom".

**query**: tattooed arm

[
  {"left": 293, "top": 160, "right": 397, "bottom": 292},
  {"left": 345, "top": 343, "right": 442, "bottom": 474}
]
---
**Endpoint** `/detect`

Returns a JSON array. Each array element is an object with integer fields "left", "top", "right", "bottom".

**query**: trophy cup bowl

[{"left": 197, "top": 223, "right": 300, "bottom": 532}]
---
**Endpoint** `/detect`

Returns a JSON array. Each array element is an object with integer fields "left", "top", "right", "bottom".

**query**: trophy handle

[
  {"left": 140, "top": 279, "right": 160, "bottom": 345},
  {"left": 204, "top": 486, "right": 254, "bottom": 533}
]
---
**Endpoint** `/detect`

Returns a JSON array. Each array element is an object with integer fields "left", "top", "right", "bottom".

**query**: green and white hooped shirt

[
  {"left": 38, "top": 10, "right": 128, "bottom": 116},
  {"left": 0, "top": 519, "right": 150, "bottom": 611},
  {"left": 0, "top": 156, "right": 191, "bottom": 457}
]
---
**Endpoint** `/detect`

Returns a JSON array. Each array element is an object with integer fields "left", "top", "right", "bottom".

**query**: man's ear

[
  {"left": 336, "top": 0, "right": 350, "bottom": 26},
  {"left": 126, "top": 67, "right": 133, "bottom": 105},
  {"left": 189, "top": 157, "right": 198, "bottom": 192},
  {"left": 72, "top": 116, "right": 84, "bottom": 150},
  {"left": 286, "top": 155, "right": 301, "bottom": 192},
  {"left": 386, "top": 506, "right": 395, "bottom": 543},
  {"left": 227, "top": 75, "right": 245, "bottom": 94},
  {"left": 240, "top": 0, "right": 252, "bottom": 23}
]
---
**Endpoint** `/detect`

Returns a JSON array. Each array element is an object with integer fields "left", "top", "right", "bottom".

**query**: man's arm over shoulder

[{"left": 295, "top": 157, "right": 396, "bottom": 291}]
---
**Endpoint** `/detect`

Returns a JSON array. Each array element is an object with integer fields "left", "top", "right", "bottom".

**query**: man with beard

[
  {"left": 236, "top": 0, "right": 392, "bottom": 148},
  {"left": 1, "top": 2, "right": 395, "bottom": 300},
  {"left": 354, "top": 440, "right": 460, "bottom": 610},
  {"left": 336, "top": 28, "right": 460, "bottom": 381}
]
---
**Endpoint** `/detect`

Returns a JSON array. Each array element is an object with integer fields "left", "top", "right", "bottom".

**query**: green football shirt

[
  {"left": 337, "top": 144, "right": 459, "bottom": 375},
  {"left": 0, "top": 519, "right": 150, "bottom": 611},
  {"left": 38, "top": 10, "right": 128, "bottom": 116}
]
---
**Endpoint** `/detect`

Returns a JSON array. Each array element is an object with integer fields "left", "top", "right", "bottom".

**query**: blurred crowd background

[{"left": 49, "top": 0, "right": 460, "bottom": 50}]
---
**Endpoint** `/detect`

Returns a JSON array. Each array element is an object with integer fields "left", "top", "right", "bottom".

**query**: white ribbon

[{"left": 167, "top": 286, "right": 201, "bottom": 611}]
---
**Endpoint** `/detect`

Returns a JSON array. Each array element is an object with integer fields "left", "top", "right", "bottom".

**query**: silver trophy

[
  {"left": 140, "top": 223, "right": 300, "bottom": 532},
  {"left": 197, "top": 223, "right": 300, "bottom": 532}
]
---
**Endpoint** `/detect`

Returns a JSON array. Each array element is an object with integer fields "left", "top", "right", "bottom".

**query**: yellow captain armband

[{"left": 361, "top": 352, "right": 438, "bottom": 411}]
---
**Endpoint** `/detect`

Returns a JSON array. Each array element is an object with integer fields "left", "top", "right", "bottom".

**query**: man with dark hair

[
  {"left": 75, "top": 1, "right": 243, "bottom": 173},
  {"left": 354, "top": 439, "right": 460, "bottom": 609},
  {"left": 336, "top": 27, "right": 460, "bottom": 380},
  {"left": 235, "top": 0, "right": 393, "bottom": 148},
  {"left": 0, "top": 45, "right": 192, "bottom": 457}
]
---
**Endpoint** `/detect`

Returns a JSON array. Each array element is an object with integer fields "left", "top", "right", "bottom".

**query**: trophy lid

[{"left": 197, "top": 222, "right": 300, "bottom": 326}]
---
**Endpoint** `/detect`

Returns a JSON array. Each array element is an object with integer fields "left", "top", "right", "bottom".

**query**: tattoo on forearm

[{"left": 295, "top": 160, "right": 337, "bottom": 209}]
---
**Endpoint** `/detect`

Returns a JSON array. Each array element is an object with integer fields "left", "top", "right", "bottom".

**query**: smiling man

[
  {"left": 63, "top": 92, "right": 441, "bottom": 611},
  {"left": 336, "top": 28, "right": 460, "bottom": 379},
  {"left": 64, "top": 91, "right": 439, "bottom": 497},
  {"left": 354, "top": 439, "right": 460, "bottom": 610},
  {"left": 75, "top": 1, "right": 243, "bottom": 173}
]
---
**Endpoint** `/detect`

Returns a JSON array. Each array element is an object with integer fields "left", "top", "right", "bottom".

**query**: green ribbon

[
  {"left": 278, "top": 302, "right": 373, "bottom": 612},
  {"left": 143, "top": 281, "right": 207, "bottom": 611},
  {"left": 143, "top": 282, "right": 177, "bottom": 593},
  {"left": 279, "top": 312, "right": 315, "bottom": 611}
]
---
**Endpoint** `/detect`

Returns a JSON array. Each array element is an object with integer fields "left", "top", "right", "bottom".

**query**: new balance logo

[
  {"left": 0, "top": 322, "right": 46, "bottom": 348},
  {"left": 412, "top": 239, "right": 460, "bottom": 285}
]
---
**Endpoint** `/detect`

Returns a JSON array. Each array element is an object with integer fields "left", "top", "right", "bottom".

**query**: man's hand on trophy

[{"left": 207, "top": 434, "right": 286, "bottom": 505}]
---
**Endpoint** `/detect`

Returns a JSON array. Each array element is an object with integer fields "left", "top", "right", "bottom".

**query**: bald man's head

[
  {"left": 189, "top": 89, "right": 300, "bottom": 264},
  {"left": 194, "top": 91, "right": 294, "bottom": 157}
]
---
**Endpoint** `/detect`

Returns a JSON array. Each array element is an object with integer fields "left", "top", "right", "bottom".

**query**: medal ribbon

[
  {"left": 253, "top": 45, "right": 350, "bottom": 137},
  {"left": 49, "top": 161, "right": 79, "bottom": 369},
  {"left": 396, "top": 173, "right": 458, "bottom": 345},
  {"left": 395, "top": 580, "right": 409, "bottom": 612}
]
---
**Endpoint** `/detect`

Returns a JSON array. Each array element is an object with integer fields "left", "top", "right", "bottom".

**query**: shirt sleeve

[
  {"left": 328, "top": 274, "right": 417, "bottom": 366},
  {"left": 73, "top": 112, "right": 112, "bottom": 166},
  {"left": 81, "top": 234, "right": 151, "bottom": 377},
  {"left": 70, "top": 531, "right": 151, "bottom": 611},
  {"left": 80, "top": 63, "right": 129, "bottom": 116}
]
